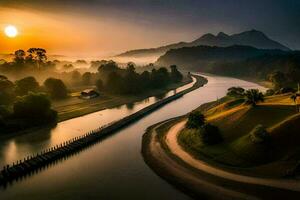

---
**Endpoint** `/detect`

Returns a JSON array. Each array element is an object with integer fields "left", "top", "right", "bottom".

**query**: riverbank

[
  {"left": 197, "top": 72, "right": 272, "bottom": 89},
  {"left": 142, "top": 119, "right": 300, "bottom": 199},
  {"left": 0, "top": 75, "right": 196, "bottom": 140},
  {"left": 0, "top": 75, "right": 208, "bottom": 185},
  {"left": 54, "top": 75, "right": 194, "bottom": 122}
]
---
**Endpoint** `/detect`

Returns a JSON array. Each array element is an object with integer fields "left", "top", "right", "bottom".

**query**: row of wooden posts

[{"left": 0, "top": 75, "right": 204, "bottom": 186}]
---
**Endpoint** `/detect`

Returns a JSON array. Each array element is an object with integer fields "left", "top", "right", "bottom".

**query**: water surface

[{"left": 0, "top": 74, "right": 265, "bottom": 200}]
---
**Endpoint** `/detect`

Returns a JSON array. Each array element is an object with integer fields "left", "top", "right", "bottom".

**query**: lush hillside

[
  {"left": 178, "top": 93, "right": 300, "bottom": 177},
  {"left": 117, "top": 30, "right": 290, "bottom": 58}
]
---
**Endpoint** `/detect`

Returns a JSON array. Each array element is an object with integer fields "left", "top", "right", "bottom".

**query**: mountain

[
  {"left": 117, "top": 30, "right": 290, "bottom": 58},
  {"left": 155, "top": 45, "right": 300, "bottom": 80}
]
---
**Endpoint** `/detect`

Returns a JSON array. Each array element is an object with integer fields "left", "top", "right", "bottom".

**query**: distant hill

[
  {"left": 156, "top": 45, "right": 300, "bottom": 81},
  {"left": 117, "top": 30, "right": 290, "bottom": 58},
  {"left": 156, "top": 45, "right": 286, "bottom": 70}
]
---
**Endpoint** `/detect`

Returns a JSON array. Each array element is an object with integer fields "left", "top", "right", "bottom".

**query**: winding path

[
  {"left": 165, "top": 121, "right": 300, "bottom": 191},
  {"left": 145, "top": 119, "right": 300, "bottom": 199}
]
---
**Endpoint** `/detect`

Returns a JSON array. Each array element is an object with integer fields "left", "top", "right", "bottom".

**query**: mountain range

[{"left": 117, "top": 30, "right": 290, "bottom": 58}]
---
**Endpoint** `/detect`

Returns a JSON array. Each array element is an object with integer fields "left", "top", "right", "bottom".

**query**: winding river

[{"left": 0, "top": 74, "right": 265, "bottom": 200}]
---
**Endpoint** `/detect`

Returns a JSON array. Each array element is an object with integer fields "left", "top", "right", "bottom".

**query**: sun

[{"left": 4, "top": 25, "right": 18, "bottom": 38}]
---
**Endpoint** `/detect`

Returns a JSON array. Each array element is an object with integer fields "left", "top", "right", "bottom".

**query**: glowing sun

[{"left": 4, "top": 25, "right": 18, "bottom": 38}]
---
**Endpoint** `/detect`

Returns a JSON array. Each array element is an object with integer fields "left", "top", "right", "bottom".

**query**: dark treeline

[
  {"left": 0, "top": 48, "right": 55, "bottom": 76},
  {"left": 97, "top": 61, "right": 183, "bottom": 95},
  {"left": 156, "top": 45, "right": 300, "bottom": 90}
]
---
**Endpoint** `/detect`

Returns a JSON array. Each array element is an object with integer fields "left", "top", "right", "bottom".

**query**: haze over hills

[
  {"left": 117, "top": 30, "right": 290, "bottom": 58},
  {"left": 156, "top": 44, "right": 300, "bottom": 80},
  {"left": 156, "top": 45, "right": 286, "bottom": 69}
]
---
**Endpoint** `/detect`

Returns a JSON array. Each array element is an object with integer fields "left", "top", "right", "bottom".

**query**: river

[{"left": 0, "top": 74, "right": 265, "bottom": 200}]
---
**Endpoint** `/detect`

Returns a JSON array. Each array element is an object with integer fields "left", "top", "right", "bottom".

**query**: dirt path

[
  {"left": 165, "top": 121, "right": 300, "bottom": 192},
  {"left": 147, "top": 121, "right": 259, "bottom": 200}
]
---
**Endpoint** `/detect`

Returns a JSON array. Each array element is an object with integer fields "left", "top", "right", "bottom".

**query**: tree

[
  {"left": 97, "top": 60, "right": 118, "bottom": 74},
  {"left": 123, "top": 63, "right": 140, "bottom": 94},
  {"left": 27, "top": 48, "right": 47, "bottom": 69},
  {"left": 186, "top": 111, "right": 205, "bottom": 129},
  {"left": 105, "top": 72, "right": 123, "bottom": 94},
  {"left": 63, "top": 64, "right": 74, "bottom": 71},
  {"left": 126, "top": 62, "right": 136, "bottom": 73},
  {"left": 15, "top": 76, "right": 39, "bottom": 96},
  {"left": 290, "top": 93, "right": 300, "bottom": 112},
  {"left": 44, "top": 78, "right": 68, "bottom": 99},
  {"left": 199, "top": 123, "right": 223, "bottom": 145},
  {"left": 71, "top": 70, "right": 81, "bottom": 84},
  {"left": 151, "top": 67, "right": 170, "bottom": 88},
  {"left": 13, "top": 92, "right": 57, "bottom": 123},
  {"left": 170, "top": 65, "right": 183, "bottom": 83},
  {"left": 268, "top": 71, "right": 286, "bottom": 89},
  {"left": 140, "top": 71, "right": 151, "bottom": 88},
  {"left": 265, "top": 89, "right": 275, "bottom": 96},
  {"left": 75, "top": 60, "right": 87, "bottom": 65},
  {"left": 90, "top": 60, "right": 107, "bottom": 70},
  {"left": 14, "top": 49, "right": 26, "bottom": 64},
  {"left": 82, "top": 72, "right": 92, "bottom": 85},
  {"left": 0, "top": 75, "right": 15, "bottom": 104},
  {"left": 227, "top": 87, "right": 245, "bottom": 98},
  {"left": 244, "top": 89, "right": 264, "bottom": 106},
  {"left": 96, "top": 79, "right": 104, "bottom": 91}
]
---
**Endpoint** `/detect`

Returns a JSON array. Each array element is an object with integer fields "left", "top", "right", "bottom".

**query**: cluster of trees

[
  {"left": 186, "top": 111, "right": 223, "bottom": 145},
  {"left": 0, "top": 75, "right": 68, "bottom": 105},
  {"left": 96, "top": 61, "right": 183, "bottom": 95},
  {"left": 0, "top": 92, "right": 57, "bottom": 132},
  {"left": 13, "top": 93, "right": 57, "bottom": 124},
  {"left": 0, "top": 48, "right": 55, "bottom": 74},
  {"left": 0, "top": 74, "right": 69, "bottom": 132},
  {"left": 227, "top": 87, "right": 264, "bottom": 106},
  {"left": 267, "top": 71, "right": 300, "bottom": 93}
]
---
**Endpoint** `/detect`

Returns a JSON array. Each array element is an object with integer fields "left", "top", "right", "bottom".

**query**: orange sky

[
  {"left": 1, "top": 0, "right": 299, "bottom": 59},
  {"left": 0, "top": 7, "right": 195, "bottom": 58}
]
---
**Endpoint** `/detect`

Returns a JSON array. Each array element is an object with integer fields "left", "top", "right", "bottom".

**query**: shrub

[
  {"left": 249, "top": 124, "right": 271, "bottom": 144},
  {"left": 199, "top": 123, "right": 223, "bottom": 145},
  {"left": 279, "top": 87, "right": 296, "bottom": 94},
  {"left": 244, "top": 89, "right": 264, "bottom": 106},
  {"left": 186, "top": 111, "right": 205, "bottom": 129},
  {"left": 265, "top": 89, "right": 275, "bottom": 96},
  {"left": 227, "top": 87, "right": 245, "bottom": 98}
]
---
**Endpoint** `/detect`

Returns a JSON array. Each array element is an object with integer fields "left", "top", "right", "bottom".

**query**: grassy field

[
  {"left": 53, "top": 76, "right": 193, "bottom": 121},
  {"left": 178, "top": 93, "right": 300, "bottom": 177}
]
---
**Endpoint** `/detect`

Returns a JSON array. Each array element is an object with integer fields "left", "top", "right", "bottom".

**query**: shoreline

[
  {"left": 0, "top": 75, "right": 208, "bottom": 185},
  {"left": 142, "top": 118, "right": 300, "bottom": 199},
  {"left": 55, "top": 75, "right": 194, "bottom": 122},
  {"left": 197, "top": 72, "right": 272, "bottom": 89},
  {"left": 0, "top": 75, "right": 196, "bottom": 140}
]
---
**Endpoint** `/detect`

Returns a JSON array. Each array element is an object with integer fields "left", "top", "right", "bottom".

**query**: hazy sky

[{"left": 0, "top": 0, "right": 299, "bottom": 57}]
